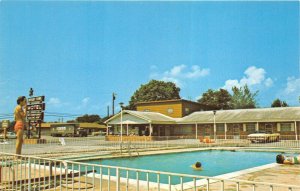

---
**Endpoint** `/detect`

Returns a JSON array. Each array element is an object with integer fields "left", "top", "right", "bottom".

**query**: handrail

[{"left": 1, "top": 152, "right": 300, "bottom": 189}]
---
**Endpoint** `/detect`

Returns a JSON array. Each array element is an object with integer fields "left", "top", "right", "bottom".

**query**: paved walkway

[{"left": 1, "top": 139, "right": 300, "bottom": 190}]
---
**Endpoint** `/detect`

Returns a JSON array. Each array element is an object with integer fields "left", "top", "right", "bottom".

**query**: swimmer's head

[
  {"left": 276, "top": 154, "right": 285, "bottom": 164},
  {"left": 195, "top": 162, "right": 202, "bottom": 168}
]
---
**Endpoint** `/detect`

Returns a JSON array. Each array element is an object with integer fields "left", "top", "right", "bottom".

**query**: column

[
  {"left": 225, "top": 123, "right": 227, "bottom": 140},
  {"left": 295, "top": 121, "right": 298, "bottom": 141},
  {"left": 149, "top": 123, "right": 152, "bottom": 136},
  {"left": 195, "top": 123, "right": 198, "bottom": 139}
]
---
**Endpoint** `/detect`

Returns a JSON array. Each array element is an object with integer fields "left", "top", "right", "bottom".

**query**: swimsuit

[{"left": 14, "top": 121, "right": 24, "bottom": 132}]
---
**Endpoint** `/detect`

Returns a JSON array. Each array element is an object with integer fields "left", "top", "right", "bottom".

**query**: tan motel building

[{"left": 105, "top": 100, "right": 300, "bottom": 141}]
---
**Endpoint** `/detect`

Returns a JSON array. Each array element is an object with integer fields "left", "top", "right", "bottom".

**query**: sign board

[
  {"left": 26, "top": 95, "right": 46, "bottom": 139},
  {"left": 28, "top": 96, "right": 45, "bottom": 103},
  {"left": 27, "top": 112, "right": 44, "bottom": 121},
  {"left": 56, "top": 126, "right": 67, "bottom": 131},
  {"left": 2, "top": 120, "right": 10, "bottom": 129},
  {"left": 26, "top": 96, "right": 46, "bottom": 121},
  {"left": 29, "top": 121, "right": 39, "bottom": 127},
  {"left": 27, "top": 103, "right": 46, "bottom": 111}
]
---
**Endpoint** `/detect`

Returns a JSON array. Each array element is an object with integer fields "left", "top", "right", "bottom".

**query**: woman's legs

[{"left": 16, "top": 129, "right": 24, "bottom": 157}]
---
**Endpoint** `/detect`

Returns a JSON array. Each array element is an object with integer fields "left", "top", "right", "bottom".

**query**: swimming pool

[{"left": 78, "top": 150, "right": 277, "bottom": 184}]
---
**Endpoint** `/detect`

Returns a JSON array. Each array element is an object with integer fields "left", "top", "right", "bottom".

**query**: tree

[
  {"left": 231, "top": 85, "right": 258, "bottom": 109},
  {"left": 271, "top": 99, "right": 289, "bottom": 107},
  {"left": 197, "top": 89, "right": 232, "bottom": 110},
  {"left": 128, "top": 80, "right": 181, "bottom": 109},
  {"left": 76, "top": 114, "right": 101, "bottom": 123}
]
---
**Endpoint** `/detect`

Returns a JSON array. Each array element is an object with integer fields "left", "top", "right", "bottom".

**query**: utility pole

[
  {"left": 28, "top": 88, "right": 34, "bottom": 139},
  {"left": 107, "top": 105, "right": 110, "bottom": 117},
  {"left": 112, "top": 93, "right": 116, "bottom": 115}
]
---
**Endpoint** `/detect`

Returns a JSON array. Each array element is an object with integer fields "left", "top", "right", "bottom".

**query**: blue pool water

[{"left": 78, "top": 150, "right": 277, "bottom": 184}]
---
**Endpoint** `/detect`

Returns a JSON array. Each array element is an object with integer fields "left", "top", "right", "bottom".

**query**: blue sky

[{"left": 0, "top": 1, "right": 299, "bottom": 121}]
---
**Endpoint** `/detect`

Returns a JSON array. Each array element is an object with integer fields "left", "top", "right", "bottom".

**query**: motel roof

[
  {"left": 78, "top": 123, "right": 106, "bottom": 129},
  {"left": 178, "top": 107, "right": 300, "bottom": 124},
  {"left": 135, "top": 99, "right": 203, "bottom": 106},
  {"left": 105, "top": 110, "right": 177, "bottom": 125},
  {"left": 105, "top": 107, "right": 300, "bottom": 125},
  {"left": 41, "top": 122, "right": 106, "bottom": 129}
]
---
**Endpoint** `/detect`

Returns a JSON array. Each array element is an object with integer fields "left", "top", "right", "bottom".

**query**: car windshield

[
  {"left": 254, "top": 131, "right": 265, "bottom": 134},
  {"left": 254, "top": 131, "right": 272, "bottom": 134}
]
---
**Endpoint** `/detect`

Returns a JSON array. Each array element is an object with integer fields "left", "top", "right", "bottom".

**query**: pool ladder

[{"left": 120, "top": 141, "right": 139, "bottom": 157}]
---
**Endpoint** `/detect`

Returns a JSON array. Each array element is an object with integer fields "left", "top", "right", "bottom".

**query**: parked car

[
  {"left": 0, "top": 132, "right": 17, "bottom": 139},
  {"left": 92, "top": 131, "right": 106, "bottom": 136},
  {"left": 75, "top": 128, "right": 88, "bottom": 137},
  {"left": 247, "top": 131, "right": 280, "bottom": 143}
]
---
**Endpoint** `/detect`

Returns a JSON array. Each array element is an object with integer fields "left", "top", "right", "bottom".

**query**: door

[
  {"left": 233, "top": 125, "right": 240, "bottom": 139},
  {"left": 203, "top": 125, "right": 212, "bottom": 138}
]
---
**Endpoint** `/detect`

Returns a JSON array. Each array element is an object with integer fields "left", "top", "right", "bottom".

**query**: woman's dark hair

[
  {"left": 17, "top": 96, "right": 26, "bottom": 104},
  {"left": 276, "top": 154, "right": 285, "bottom": 164},
  {"left": 195, "top": 162, "right": 202, "bottom": 168}
]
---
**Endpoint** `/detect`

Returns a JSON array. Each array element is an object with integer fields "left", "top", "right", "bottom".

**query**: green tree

[
  {"left": 231, "top": 85, "right": 258, "bottom": 109},
  {"left": 76, "top": 114, "right": 101, "bottom": 123},
  {"left": 271, "top": 99, "right": 289, "bottom": 107},
  {"left": 197, "top": 89, "right": 232, "bottom": 110},
  {"left": 128, "top": 80, "right": 181, "bottom": 109}
]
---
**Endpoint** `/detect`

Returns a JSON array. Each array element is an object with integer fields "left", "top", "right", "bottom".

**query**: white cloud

[
  {"left": 167, "top": 65, "right": 186, "bottom": 77},
  {"left": 75, "top": 97, "right": 90, "bottom": 110},
  {"left": 284, "top": 77, "right": 300, "bottom": 94},
  {"left": 223, "top": 79, "right": 241, "bottom": 90},
  {"left": 150, "top": 64, "right": 210, "bottom": 87},
  {"left": 278, "top": 76, "right": 300, "bottom": 105},
  {"left": 48, "top": 98, "right": 61, "bottom": 106},
  {"left": 82, "top": 97, "right": 90, "bottom": 106},
  {"left": 264, "top": 78, "right": 274, "bottom": 87},
  {"left": 161, "top": 76, "right": 182, "bottom": 87},
  {"left": 186, "top": 65, "right": 210, "bottom": 79},
  {"left": 223, "top": 66, "right": 273, "bottom": 90}
]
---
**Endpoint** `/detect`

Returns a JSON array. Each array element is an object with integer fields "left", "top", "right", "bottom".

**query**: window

[
  {"left": 185, "top": 108, "right": 190, "bottom": 114},
  {"left": 280, "top": 123, "right": 293, "bottom": 132},
  {"left": 265, "top": 124, "right": 273, "bottom": 133},
  {"left": 167, "top": 108, "right": 174, "bottom": 114},
  {"left": 216, "top": 124, "right": 225, "bottom": 132},
  {"left": 246, "top": 124, "right": 256, "bottom": 133}
]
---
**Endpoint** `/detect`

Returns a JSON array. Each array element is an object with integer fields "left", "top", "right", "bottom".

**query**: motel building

[
  {"left": 105, "top": 99, "right": 300, "bottom": 141},
  {"left": 40, "top": 122, "right": 107, "bottom": 136}
]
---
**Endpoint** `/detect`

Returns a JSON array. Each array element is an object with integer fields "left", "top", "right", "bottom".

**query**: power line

[{"left": 0, "top": 113, "right": 13, "bottom": 116}]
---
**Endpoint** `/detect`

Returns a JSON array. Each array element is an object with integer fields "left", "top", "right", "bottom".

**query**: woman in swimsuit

[
  {"left": 276, "top": 154, "right": 300, "bottom": 165},
  {"left": 14, "top": 96, "right": 27, "bottom": 157}
]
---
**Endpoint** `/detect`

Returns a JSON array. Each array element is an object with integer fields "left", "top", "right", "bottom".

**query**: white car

[
  {"left": 247, "top": 132, "right": 280, "bottom": 143},
  {"left": 0, "top": 132, "right": 17, "bottom": 139}
]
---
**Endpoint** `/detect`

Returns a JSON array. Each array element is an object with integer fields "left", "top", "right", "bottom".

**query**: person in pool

[
  {"left": 191, "top": 161, "right": 202, "bottom": 170},
  {"left": 276, "top": 154, "right": 300, "bottom": 165}
]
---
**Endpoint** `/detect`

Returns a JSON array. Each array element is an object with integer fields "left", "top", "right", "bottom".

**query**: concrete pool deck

[{"left": 1, "top": 147, "right": 300, "bottom": 190}]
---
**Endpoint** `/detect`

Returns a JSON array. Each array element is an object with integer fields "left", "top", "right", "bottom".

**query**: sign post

[
  {"left": 1, "top": 120, "right": 10, "bottom": 139},
  {"left": 27, "top": 96, "right": 45, "bottom": 139}
]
